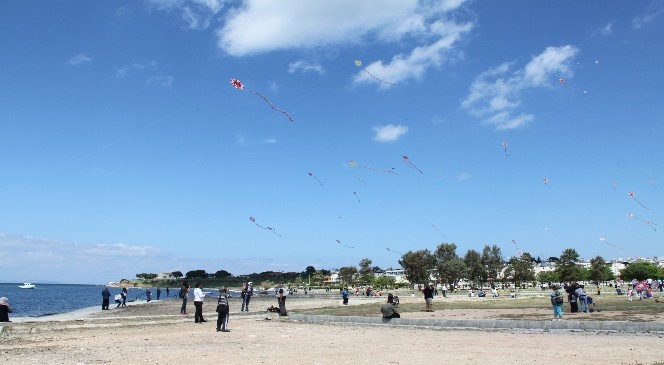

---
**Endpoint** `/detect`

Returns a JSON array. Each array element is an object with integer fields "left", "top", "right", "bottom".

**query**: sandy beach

[{"left": 2, "top": 294, "right": 663, "bottom": 365}]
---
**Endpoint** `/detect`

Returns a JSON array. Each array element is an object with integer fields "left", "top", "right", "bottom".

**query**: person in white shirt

[{"left": 193, "top": 282, "right": 207, "bottom": 323}]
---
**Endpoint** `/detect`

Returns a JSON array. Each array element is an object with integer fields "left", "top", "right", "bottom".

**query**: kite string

[{"left": 250, "top": 91, "right": 294, "bottom": 122}]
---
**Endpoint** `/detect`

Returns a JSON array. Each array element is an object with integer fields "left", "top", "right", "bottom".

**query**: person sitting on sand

[{"left": 381, "top": 298, "right": 400, "bottom": 319}]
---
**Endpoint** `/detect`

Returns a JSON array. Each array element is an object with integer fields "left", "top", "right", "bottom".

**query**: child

[
  {"left": 550, "top": 285, "right": 564, "bottom": 321},
  {"left": 216, "top": 287, "right": 230, "bottom": 332},
  {"left": 627, "top": 287, "right": 634, "bottom": 301}
]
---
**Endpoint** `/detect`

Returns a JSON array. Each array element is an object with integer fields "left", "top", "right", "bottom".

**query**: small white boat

[{"left": 19, "top": 282, "right": 36, "bottom": 289}]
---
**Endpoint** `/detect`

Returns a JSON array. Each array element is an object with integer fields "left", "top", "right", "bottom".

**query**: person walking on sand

[
  {"left": 146, "top": 287, "right": 152, "bottom": 302},
  {"left": 156, "top": 287, "right": 161, "bottom": 300},
  {"left": 550, "top": 284, "right": 564, "bottom": 321},
  {"left": 216, "top": 286, "right": 231, "bottom": 332},
  {"left": 193, "top": 282, "right": 207, "bottom": 323},
  {"left": 241, "top": 282, "right": 253, "bottom": 312},
  {"left": 441, "top": 283, "right": 448, "bottom": 298},
  {"left": 0, "top": 297, "right": 13, "bottom": 322},
  {"left": 101, "top": 286, "right": 111, "bottom": 310},
  {"left": 180, "top": 281, "right": 190, "bottom": 316}
]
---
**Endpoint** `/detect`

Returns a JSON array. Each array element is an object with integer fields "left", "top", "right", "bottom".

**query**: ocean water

[{"left": 0, "top": 283, "right": 177, "bottom": 318}]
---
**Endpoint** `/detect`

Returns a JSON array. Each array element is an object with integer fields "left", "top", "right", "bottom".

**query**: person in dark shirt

[{"left": 422, "top": 283, "right": 435, "bottom": 312}]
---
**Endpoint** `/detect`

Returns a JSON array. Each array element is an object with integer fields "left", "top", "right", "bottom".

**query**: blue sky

[{"left": 1, "top": 0, "right": 662, "bottom": 284}]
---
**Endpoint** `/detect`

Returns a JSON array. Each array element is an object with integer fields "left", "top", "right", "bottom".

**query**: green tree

[
  {"left": 481, "top": 245, "right": 504, "bottom": 285},
  {"left": 587, "top": 256, "right": 614, "bottom": 285},
  {"left": 399, "top": 249, "right": 435, "bottom": 287},
  {"left": 171, "top": 271, "right": 183, "bottom": 279},
  {"left": 555, "top": 248, "right": 582, "bottom": 283},
  {"left": 185, "top": 269, "right": 208, "bottom": 279},
  {"left": 214, "top": 270, "right": 232, "bottom": 278},
  {"left": 463, "top": 249, "right": 483, "bottom": 287},
  {"left": 620, "top": 261, "right": 660, "bottom": 281},
  {"left": 358, "top": 258, "right": 374, "bottom": 285},
  {"left": 537, "top": 270, "right": 560, "bottom": 283},
  {"left": 372, "top": 275, "right": 396, "bottom": 289},
  {"left": 505, "top": 253, "right": 536, "bottom": 287},
  {"left": 338, "top": 266, "right": 358, "bottom": 286},
  {"left": 434, "top": 243, "right": 467, "bottom": 287},
  {"left": 303, "top": 266, "right": 316, "bottom": 276}
]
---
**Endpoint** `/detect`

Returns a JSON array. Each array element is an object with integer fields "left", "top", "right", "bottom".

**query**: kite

[
  {"left": 386, "top": 247, "right": 403, "bottom": 255},
  {"left": 353, "top": 191, "right": 361, "bottom": 203},
  {"left": 349, "top": 160, "right": 398, "bottom": 175},
  {"left": 628, "top": 192, "right": 649, "bottom": 210},
  {"left": 249, "top": 216, "right": 283, "bottom": 236},
  {"left": 402, "top": 155, "right": 423, "bottom": 174},
  {"left": 230, "top": 78, "right": 294, "bottom": 122},
  {"left": 357, "top": 177, "right": 367, "bottom": 187},
  {"left": 308, "top": 171, "right": 323, "bottom": 186},
  {"left": 336, "top": 239, "right": 354, "bottom": 249},
  {"left": 354, "top": 59, "right": 396, "bottom": 86},
  {"left": 599, "top": 237, "right": 623, "bottom": 250},
  {"left": 511, "top": 239, "right": 523, "bottom": 255},
  {"left": 612, "top": 183, "right": 617, "bottom": 191},
  {"left": 543, "top": 178, "right": 552, "bottom": 189},
  {"left": 626, "top": 213, "right": 657, "bottom": 231},
  {"left": 501, "top": 141, "right": 510, "bottom": 156},
  {"left": 432, "top": 224, "right": 447, "bottom": 239}
]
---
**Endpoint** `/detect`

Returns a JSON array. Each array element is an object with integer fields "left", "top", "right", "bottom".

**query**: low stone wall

[{"left": 288, "top": 313, "right": 664, "bottom": 333}]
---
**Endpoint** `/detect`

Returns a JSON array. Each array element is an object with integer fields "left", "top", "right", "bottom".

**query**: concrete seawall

[{"left": 289, "top": 313, "right": 664, "bottom": 333}]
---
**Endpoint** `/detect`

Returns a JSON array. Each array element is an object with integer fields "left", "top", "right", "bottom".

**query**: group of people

[{"left": 101, "top": 285, "right": 173, "bottom": 310}]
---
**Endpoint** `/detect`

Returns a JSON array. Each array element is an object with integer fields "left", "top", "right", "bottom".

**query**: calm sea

[{"left": 0, "top": 283, "right": 177, "bottom": 318}]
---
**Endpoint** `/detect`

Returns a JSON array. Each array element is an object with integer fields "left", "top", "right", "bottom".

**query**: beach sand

[{"left": 1, "top": 294, "right": 663, "bottom": 364}]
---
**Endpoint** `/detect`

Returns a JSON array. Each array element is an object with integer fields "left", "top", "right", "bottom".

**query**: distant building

[{"left": 157, "top": 272, "right": 175, "bottom": 280}]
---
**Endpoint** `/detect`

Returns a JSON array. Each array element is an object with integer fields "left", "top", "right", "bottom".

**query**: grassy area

[{"left": 295, "top": 293, "right": 664, "bottom": 321}]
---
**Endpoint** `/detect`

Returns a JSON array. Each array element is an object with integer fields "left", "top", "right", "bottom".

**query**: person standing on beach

[
  {"left": 101, "top": 286, "right": 111, "bottom": 310},
  {"left": 241, "top": 282, "right": 253, "bottom": 312},
  {"left": 422, "top": 283, "right": 435, "bottom": 312},
  {"left": 341, "top": 287, "right": 349, "bottom": 305},
  {"left": 441, "top": 283, "right": 448, "bottom": 298},
  {"left": 216, "top": 286, "right": 231, "bottom": 332},
  {"left": 166, "top": 287, "right": 170, "bottom": 298},
  {"left": 277, "top": 283, "right": 288, "bottom": 316},
  {"left": 193, "top": 282, "right": 207, "bottom": 323},
  {"left": 550, "top": 284, "right": 564, "bottom": 321},
  {"left": 0, "top": 297, "right": 13, "bottom": 322},
  {"left": 146, "top": 288, "right": 152, "bottom": 302},
  {"left": 121, "top": 287, "right": 128, "bottom": 307},
  {"left": 180, "top": 281, "right": 190, "bottom": 316},
  {"left": 156, "top": 287, "right": 161, "bottom": 300}
]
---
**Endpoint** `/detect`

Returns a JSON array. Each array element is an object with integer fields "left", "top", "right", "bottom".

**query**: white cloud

[
  {"left": 146, "top": 0, "right": 227, "bottom": 30},
  {"left": 146, "top": 75, "right": 174, "bottom": 87},
  {"left": 462, "top": 45, "right": 579, "bottom": 130},
  {"left": 215, "top": 0, "right": 472, "bottom": 85},
  {"left": 262, "top": 138, "right": 277, "bottom": 144},
  {"left": 456, "top": 171, "right": 471, "bottom": 181},
  {"left": 372, "top": 124, "right": 408, "bottom": 142},
  {"left": 598, "top": 22, "right": 613, "bottom": 36},
  {"left": 67, "top": 53, "right": 92, "bottom": 65},
  {"left": 234, "top": 131, "right": 247, "bottom": 145},
  {"left": 287, "top": 60, "right": 325, "bottom": 75},
  {"left": 632, "top": 3, "right": 664, "bottom": 29}
]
